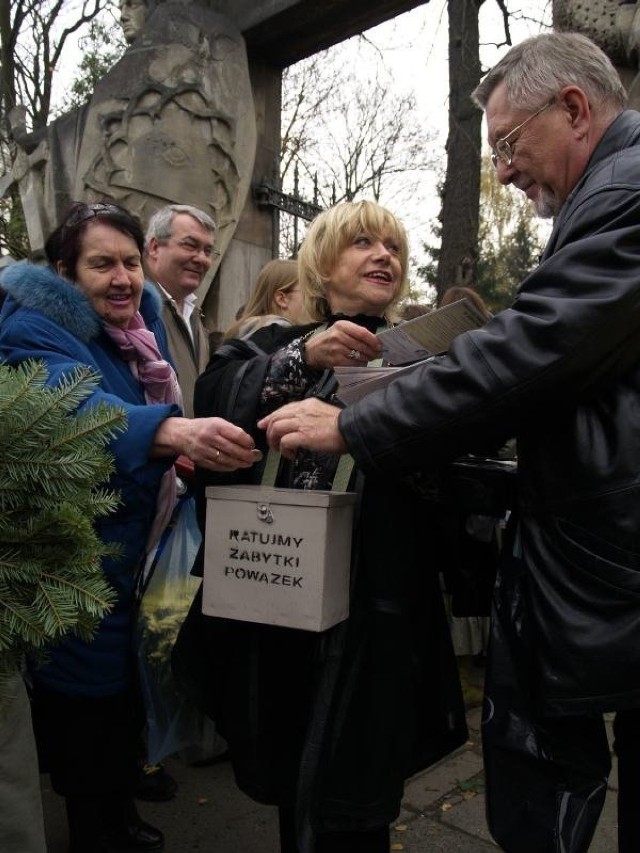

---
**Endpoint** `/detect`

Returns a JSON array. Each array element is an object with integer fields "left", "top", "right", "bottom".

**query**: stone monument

[
  {"left": 2, "top": 0, "right": 256, "bottom": 285},
  {"left": 553, "top": 0, "right": 640, "bottom": 106}
]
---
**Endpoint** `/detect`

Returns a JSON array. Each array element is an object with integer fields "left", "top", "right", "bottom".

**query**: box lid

[{"left": 206, "top": 484, "right": 356, "bottom": 508}]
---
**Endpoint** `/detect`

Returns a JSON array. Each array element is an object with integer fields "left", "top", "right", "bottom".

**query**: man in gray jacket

[
  {"left": 145, "top": 204, "right": 215, "bottom": 417},
  {"left": 141, "top": 203, "right": 217, "bottom": 800},
  {"left": 260, "top": 32, "right": 640, "bottom": 853}
]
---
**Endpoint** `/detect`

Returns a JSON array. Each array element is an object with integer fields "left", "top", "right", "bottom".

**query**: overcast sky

[
  {"left": 52, "top": 0, "right": 553, "bottom": 285},
  {"left": 297, "top": 0, "right": 553, "bottom": 284}
]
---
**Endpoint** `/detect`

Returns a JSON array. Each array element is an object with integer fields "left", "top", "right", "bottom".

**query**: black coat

[
  {"left": 173, "top": 319, "right": 467, "bottom": 835},
  {"left": 340, "top": 110, "right": 640, "bottom": 716}
]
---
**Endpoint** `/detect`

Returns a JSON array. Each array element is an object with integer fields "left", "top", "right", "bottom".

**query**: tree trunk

[{"left": 436, "top": 0, "right": 484, "bottom": 300}]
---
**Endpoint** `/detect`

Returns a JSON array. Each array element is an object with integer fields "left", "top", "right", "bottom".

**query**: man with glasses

[
  {"left": 258, "top": 32, "right": 640, "bottom": 853},
  {"left": 489, "top": 98, "right": 553, "bottom": 170},
  {"left": 141, "top": 203, "right": 218, "bottom": 803},
  {"left": 145, "top": 204, "right": 217, "bottom": 418}
]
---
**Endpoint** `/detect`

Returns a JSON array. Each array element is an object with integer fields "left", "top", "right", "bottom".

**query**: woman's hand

[
  {"left": 152, "top": 416, "right": 262, "bottom": 471},
  {"left": 304, "top": 320, "right": 382, "bottom": 370},
  {"left": 258, "top": 399, "right": 347, "bottom": 460}
]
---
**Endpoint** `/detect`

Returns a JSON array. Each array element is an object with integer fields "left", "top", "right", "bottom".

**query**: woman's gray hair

[
  {"left": 145, "top": 204, "right": 216, "bottom": 245},
  {"left": 472, "top": 32, "right": 627, "bottom": 113}
]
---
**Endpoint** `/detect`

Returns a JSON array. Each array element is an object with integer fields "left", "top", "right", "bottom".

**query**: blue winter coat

[{"left": 0, "top": 262, "right": 181, "bottom": 697}]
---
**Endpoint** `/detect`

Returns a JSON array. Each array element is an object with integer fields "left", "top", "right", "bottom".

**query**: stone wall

[{"left": 553, "top": 0, "right": 640, "bottom": 100}]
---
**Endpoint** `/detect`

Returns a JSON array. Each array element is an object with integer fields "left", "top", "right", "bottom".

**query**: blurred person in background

[
  {"left": 142, "top": 203, "right": 217, "bottom": 798},
  {"left": 225, "top": 258, "right": 310, "bottom": 340},
  {"left": 144, "top": 204, "right": 216, "bottom": 419}
]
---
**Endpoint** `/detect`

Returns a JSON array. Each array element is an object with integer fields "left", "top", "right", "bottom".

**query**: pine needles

[{"left": 0, "top": 360, "right": 127, "bottom": 708}]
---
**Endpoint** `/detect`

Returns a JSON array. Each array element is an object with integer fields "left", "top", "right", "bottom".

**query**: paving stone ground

[{"left": 41, "top": 703, "right": 619, "bottom": 852}]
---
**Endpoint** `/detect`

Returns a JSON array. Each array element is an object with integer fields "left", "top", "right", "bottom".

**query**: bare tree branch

[
  {"left": 493, "top": 0, "right": 513, "bottom": 47},
  {"left": 279, "top": 37, "right": 439, "bottom": 256},
  {"left": 0, "top": 0, "right": 113, "bottom": 257}
]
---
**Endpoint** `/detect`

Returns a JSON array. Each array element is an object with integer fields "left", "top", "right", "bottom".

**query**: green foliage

[
  {"left": 415, "top": 177, "right": 444, "bottom": 289},
  {"left": 416, "top": 219, "right": 441, "bottom": 289},
  {"left": 0, "top": 361, "right": 127, "bottom": 707},
  {"left": 475, "top": 157, "right": 544, "bottom": 312},
  {"left": 1, "top": 194, "right": 30, "bottom": 260},
  {"left": 417, "top": 163, "right": 544, "bottom": 311},
  {"left": 475, "top": 210, "right": 543, "bottom": 312},
  {"left": 54, "top": 19, "right": 126, "bottom": 115}
]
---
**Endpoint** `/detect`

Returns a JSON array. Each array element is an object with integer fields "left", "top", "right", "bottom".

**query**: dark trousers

[
  {"left": 278, "top": 805, "right": 390, "bottom": 853},
  {"left": 30, "top": 682, "right": 141, "bottom": 851},
  {"left": 613, "top": 708, "right": 640, "bottom": 853},
  {"left": 30, "top": 682, "right": 139, "bottom": 796}
]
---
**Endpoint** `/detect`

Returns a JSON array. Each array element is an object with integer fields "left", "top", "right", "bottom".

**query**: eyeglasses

[
  {"left": 490, "top": 99, "right": 555, "bottom": 169},
  {"left": 63, "top": 202, "right": 123, "bottom": 230},
  {"left": 170, "top": 237, "right": 221, "bottom": 259}
]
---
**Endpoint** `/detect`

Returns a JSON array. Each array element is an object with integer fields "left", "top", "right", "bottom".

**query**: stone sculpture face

[{"left": 119, "top": 0, "right": 148, "bottom": 45}]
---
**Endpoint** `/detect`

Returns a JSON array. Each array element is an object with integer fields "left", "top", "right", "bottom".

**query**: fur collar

[{"left": 1, "top": 261, "right": 162, "bottom": 342}]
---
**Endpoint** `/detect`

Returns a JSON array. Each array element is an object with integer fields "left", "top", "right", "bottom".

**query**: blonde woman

[
  {"left": 225, "top": 259, "right": 309, "bottom": 340},
  {"left": 174, "top": 200, "right": 467, "bottom": 853}
]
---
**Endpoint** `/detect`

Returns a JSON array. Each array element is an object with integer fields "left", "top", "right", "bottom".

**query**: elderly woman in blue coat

[{"left": 0, "top": 201, "right": 259, "bottom": 853}]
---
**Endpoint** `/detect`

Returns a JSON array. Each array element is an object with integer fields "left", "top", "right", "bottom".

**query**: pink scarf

[
  {"left": 104, "top": 313, "right": 182, "bottom": 406},
  {"left": 103, "top": 312, "right": 183, "bottom": 561}
]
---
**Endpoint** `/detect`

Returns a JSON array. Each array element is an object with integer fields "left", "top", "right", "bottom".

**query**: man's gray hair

[
  {"left": 472, "top": 32, "right": 627, "bottom": 113},
  {"left": 145, "top": 204, "right": 216, "bottom": 246}
]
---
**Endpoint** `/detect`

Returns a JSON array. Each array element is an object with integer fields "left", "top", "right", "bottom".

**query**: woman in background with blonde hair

[{"left": 225, "top": 259, "right": 309, "bottom": 340}]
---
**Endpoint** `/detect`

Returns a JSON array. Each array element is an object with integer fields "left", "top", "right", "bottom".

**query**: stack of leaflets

[
  {"left": 334, "top": 297, "right": 488, "bottom": 405},
  {"left": 333, "top": 362, "right": 425, "bottom": 405}
]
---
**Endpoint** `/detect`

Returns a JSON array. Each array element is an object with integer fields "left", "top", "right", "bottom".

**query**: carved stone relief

[
  {"left": 4, "top": 0, "right": 256, "bottom": 283},
  {"left": 553, "top": 0, "right": 640, "bottom": 105}
]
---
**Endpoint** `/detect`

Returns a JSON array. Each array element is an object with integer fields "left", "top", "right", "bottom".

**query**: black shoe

[
  {"left": 135, "top": 762, "right": 177, "bottom": 802},
  {"left": 104, "top": 819, "right": 164, "bottom": 852}
]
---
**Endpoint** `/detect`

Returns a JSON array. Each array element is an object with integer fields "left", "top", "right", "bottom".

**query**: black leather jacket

[{"left": 341, "top": 110, "right": 640, "bottom": 714}]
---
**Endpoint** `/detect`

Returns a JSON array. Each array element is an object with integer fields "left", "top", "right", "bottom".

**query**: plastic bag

[{"left": 136, "top": 495, "right": 225, "bottom": 764}]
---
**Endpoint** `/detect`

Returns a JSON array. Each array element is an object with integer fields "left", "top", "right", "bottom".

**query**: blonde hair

[
  {"left": 225, "top": 259, "right": 298, "bottom": 339},
  {"left": 298, "top": 200, "right": 410, "bottom": 323}
]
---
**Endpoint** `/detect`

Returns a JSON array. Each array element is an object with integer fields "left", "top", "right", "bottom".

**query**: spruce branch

[{"left": 0, "top": 361, "right": 127, "bottom": 710}]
